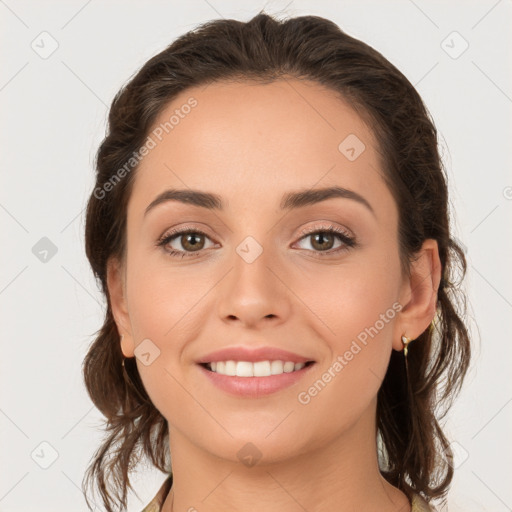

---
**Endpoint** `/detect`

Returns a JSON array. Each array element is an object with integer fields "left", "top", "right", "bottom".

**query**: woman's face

[{"left": 111, "top": 78, "right": 421, "bottom": 463}]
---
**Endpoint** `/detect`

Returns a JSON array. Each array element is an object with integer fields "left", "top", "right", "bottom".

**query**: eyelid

[
  {"left": 157, "top": 222, "right": 352, "bottom": 244},
  {"left": 295, "top": 222, "right": 353, "bottom": 239},
  {"left": 157, "top": 223, "right": 217, "bottom": 241},
  {"left": 156, "top": 225, "right": 217, "bottom": 247}
]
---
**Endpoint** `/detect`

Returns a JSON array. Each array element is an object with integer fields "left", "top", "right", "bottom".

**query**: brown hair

[{"left": 82, "top": 11, "right": 472, "bottom": 511}]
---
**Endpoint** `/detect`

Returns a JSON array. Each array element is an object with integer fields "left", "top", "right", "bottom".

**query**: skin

[{"left": 107, "top": 78, "right": 441, "bottom": 512}]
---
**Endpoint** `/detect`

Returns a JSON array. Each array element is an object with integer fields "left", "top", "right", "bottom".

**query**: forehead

[{"left": 129, "top": 78, "right": 391, "bottom": 218}]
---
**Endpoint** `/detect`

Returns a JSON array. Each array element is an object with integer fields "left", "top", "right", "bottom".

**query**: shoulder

[
  {"left": 140, "top": 474, "right": 173, "bottom": 512},
  {"left": 411, "top": 492, "right": 434, "bottom": 512}
]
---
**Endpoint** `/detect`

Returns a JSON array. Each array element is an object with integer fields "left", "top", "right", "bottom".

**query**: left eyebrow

[
  {"left": 144, "top": 189, "right": 223, "bottom": 217},
  {"left": 144, "top": 186, "right": 375, "bottom": 218}
]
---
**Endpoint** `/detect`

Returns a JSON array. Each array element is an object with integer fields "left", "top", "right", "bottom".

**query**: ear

[
  {"left": 106, "top": 257, "right": 135, "bottom": 357},
  {"left": 393, "top": 239, "right": 442, "bottom": 351}
]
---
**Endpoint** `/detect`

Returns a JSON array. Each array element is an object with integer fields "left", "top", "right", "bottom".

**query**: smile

[
  {"left": 202, "top": 360, "right": 314, "bottom": 377},
  {"left": 197, "top": 360, "right": 316, "bottom": 397}
]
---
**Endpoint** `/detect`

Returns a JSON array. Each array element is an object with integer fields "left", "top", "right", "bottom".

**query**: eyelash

[{"left": 156, "top": 225, "right": 357, "bottom": 259}]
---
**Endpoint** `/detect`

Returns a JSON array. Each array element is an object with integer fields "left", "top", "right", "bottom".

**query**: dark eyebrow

[
  {"left": 144, "top": 189, "right": 223, "bottom": 216},
  {"left": 280, "top": 186, "right": 375, "bottom": 216},
  {"left": 144, "top": 186, "right": 375, "bottom": 217}
]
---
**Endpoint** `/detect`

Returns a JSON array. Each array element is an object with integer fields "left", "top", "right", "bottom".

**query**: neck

[{"left": 162, "top": 401, "right": 410, "bottom": 512}]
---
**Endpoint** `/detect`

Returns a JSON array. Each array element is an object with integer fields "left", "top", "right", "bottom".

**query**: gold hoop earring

[
  {"left": 401, "top": 334, "right": 414, "bottom": 386},
  {"left": 401, "top": 334, "right": 413, "bottom": 358}
]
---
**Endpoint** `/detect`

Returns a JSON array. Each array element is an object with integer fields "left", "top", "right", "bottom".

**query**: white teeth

[
  {"left": 253, "top": 360, "right": 270, "bottom": 377},
  {"left": 236, "top": 361, "right": 254, "bottom": 377},
  {"left": 270, "top": 360, "right": 283, "bottom": 375},
  {"left": 283, "top": 361, "right": 295, "bottom": 373},
  {"left": 207, "top": 360, "right": 308, "bottom": 377},
  {"left": 225, "top": 360, "right": 237, "bottom": 376}
]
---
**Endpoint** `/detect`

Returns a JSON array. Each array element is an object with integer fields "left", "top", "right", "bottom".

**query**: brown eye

[
  {"left": 157, "top": 228, "right": 215, "bottom": 257},
  {"left": 294, "top": 225, "right": 356, "bottom": 257},
  {"left": 179, "top": 232, "right": 206, "bottom": 252},
  {"left": 309, "top": 231, "right": 336, "bottom": 251}
]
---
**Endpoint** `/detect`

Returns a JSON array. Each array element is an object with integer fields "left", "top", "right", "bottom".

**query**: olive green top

[{"left": 140, "top": 474, "right": 433, "bottom": 511}]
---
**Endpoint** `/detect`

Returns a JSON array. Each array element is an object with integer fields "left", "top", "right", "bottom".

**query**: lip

[
  {"left": 197, "top": 361, "right": 316, "bottom": 398},
  {"left": 196, "top": 346, "right": 315, "bottom": 364}
]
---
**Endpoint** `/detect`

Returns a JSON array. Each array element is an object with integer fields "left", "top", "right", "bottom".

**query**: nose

[{"left": 216, "top": 245, "right": 292, "bottom": 329}]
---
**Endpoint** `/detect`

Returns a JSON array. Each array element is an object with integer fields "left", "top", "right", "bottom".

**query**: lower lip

[{"left": 197, "top": 363, "right": 316, "bottom": 398}]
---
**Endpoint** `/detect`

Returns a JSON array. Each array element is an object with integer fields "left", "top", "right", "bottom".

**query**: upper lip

[{"left": 196, "top": 346, "right": 315, "bottom": 364}]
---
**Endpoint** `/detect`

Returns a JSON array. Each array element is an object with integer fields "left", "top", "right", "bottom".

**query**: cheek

[
  {"left": 124, "top": 253, "right": 217, "bottom": 413},
  {"left": 292, "top": 255, "right": 401, "bottom": 419},
  {"left": 292, "top": 247, "right": 401, "bottom": 349},
  {"left": 126, "top": 246, "right": 209, "bottom": 340}
]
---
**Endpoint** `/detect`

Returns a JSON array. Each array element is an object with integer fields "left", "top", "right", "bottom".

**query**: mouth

[
  {"left": 198, "top": 360, "right": 316, "bottom": 377},
  {"left": 197, "top": 360, "right": 317, "bottom": 398}
]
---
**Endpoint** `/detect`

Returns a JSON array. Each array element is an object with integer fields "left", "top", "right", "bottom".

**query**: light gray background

[{"left": 1, "top": 1, "right": 511, "bottom": 511}]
